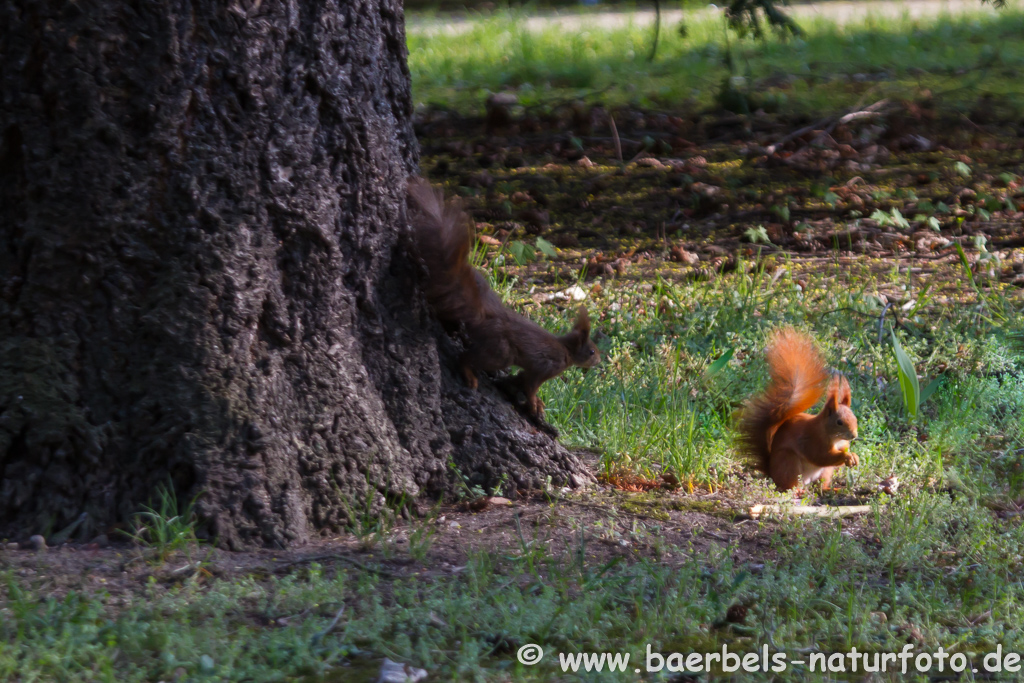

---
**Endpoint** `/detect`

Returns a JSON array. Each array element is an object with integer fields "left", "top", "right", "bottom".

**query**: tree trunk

[{"left": 0, "top": 0, "right": 590, "bottom": 548}]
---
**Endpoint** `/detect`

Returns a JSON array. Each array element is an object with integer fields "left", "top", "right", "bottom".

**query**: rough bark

[{"left": 0, "top": 0, "right": 589, "bottom": 548}]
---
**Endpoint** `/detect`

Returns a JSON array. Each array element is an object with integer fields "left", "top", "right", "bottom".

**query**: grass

[
  {"left": 408, "top": 3, "right": 1024, "bottom": 114},
  {"left": 522, "top": 254, "right": 1024, "bottom": 502},
  {"left": 3, "top": 5, "right": 1024, "bottom": 682},
  {"left": 122, "top": 482, "right": 204, "bottom": 565}
]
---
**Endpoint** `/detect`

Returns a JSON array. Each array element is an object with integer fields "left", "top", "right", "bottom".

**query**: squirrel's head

[
  {"left": 565, "top": 307, "right": 601, "bottom": 369},
  {"left": 822, "top": 374, "right": 858, "bottom": 441}
]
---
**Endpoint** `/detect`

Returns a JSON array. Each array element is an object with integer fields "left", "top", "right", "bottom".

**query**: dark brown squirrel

[
  {"left": 739, "top": 327, "right": 859, "bottom": 492},
  {"left": 407, "top": 177, "right": 600, "bottom": 418}
]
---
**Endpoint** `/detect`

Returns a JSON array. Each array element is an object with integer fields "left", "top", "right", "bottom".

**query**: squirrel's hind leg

[
  {"left": 459, "top": 332, "right": 513, "bottom": 390},
  {"left": 461, "top": 364, "right": 479, "bottom": 390},
  {"left": 818, "top": 466, "right": 836, "bottom": 490},
  {"left": 767, "top": 448, "right": 805, "bottom": 492}
]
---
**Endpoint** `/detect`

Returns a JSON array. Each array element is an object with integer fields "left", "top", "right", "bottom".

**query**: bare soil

[{"left": 0, "top": 475, "right": 884, "bottom": 608}]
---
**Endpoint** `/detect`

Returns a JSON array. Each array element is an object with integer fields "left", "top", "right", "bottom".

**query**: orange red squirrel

[
  {"left": 407, "top": 177, "right": 600, "bottom": 419},
  {"left": 739, "top": 327, "right": 859, "bottom": 491}
]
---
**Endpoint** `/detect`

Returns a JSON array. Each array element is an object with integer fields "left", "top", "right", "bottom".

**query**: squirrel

[
  {"left": 739, "top": 327, "right": 859, "bottom": 492},
  {"left": 407, "top": 177, "right": 600, "bottom": 418}
]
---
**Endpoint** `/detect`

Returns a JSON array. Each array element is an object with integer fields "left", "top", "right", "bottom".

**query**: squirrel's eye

[{"left": 837, "top": 419, "right": 844, "bottom": 426}]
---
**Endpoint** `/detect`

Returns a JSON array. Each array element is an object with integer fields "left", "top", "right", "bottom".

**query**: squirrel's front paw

[
  {"left": 843, "top": 451, "right": 859, "bottom": 467},
  {"left": 524, "top": 398, "right": 558, "bottom": 437},
  {"left": 462, "top": 367, "right": 479, "bottom": 390}
]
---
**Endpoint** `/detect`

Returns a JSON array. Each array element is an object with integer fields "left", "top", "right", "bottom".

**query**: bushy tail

[
  {"left": 407, "top": 177, "right": 487, "bottom": 326},
  {"left": 739, "top": 328, "right": 828, "bottom": 473}
]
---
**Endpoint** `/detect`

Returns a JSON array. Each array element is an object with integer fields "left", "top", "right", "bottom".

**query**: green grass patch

[
  {"left": 513, "top": 255, "right": 1024, "bottom": 502},
  {"left": 409, "top": 5, "right": 1024, "bottom": 114},
  {"left": 5, "top": 489, "right": 1024, "bottom": 681}
]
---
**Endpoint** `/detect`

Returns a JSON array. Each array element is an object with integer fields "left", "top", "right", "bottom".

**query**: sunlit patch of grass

[
  {"left": 510, "top": 256, "right": 1024, "bottom": 499},
  {"left": 408, "top": 5, "right": 1024, "bottom": 114}
]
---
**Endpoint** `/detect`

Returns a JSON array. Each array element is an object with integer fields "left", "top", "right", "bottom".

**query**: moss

[{"left": 617, "top": 491, "right": 739, "bottom": 520}]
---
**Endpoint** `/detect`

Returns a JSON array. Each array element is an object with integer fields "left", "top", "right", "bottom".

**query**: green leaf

[
  {"left": 823, "top": 191, "right": 839, "bottom": 208},
  {"left": 920, "top": 376, "right": 944, "bottom": 406},
  {"left": 744, "top": 225, "right": 772, "bottom": 244},
  {"left": 890, "top": 208, "right": 910, "bottom": 229},
  {"left": 707, "top": 348, "right": 735, "bottom": 375},
  {"left": 535, "top": 237, "right": 558, "bottom": 259},
  {"left": 508, "top": 240, "right": 534, "bottom": 265},
  {"left": 953, "top": 241, "right": 981, "bottom": 295},
  {"left": 954, "top": 161, "right": 972, "bottom": 177},
  {"left": 870, "top": 208, "right": 889, "bottom": 225},
  {"left": 936, "top": 201, "right": 951, "bottom": 214},
  {"left": 906, "top": 282, "right": 932, "bottom": 317},
  {"left": 891, "top": 327, "right": 920, "bottom": 418},
  {"left": 926, "top": 216, "right": 941, "bottom": 231}
]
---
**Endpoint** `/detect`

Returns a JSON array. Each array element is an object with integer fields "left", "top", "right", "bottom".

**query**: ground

[
  {"left": 4, "top": 4, "right": 1024, "bottom": 682},
  {"left": 0, "top": 482, "right": 891, "bottom": 681}
]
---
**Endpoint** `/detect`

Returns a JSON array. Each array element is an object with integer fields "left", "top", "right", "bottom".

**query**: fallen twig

[
  {"left": 608, "top": 111, "right": 623, "bottom": 165},
  {"left": 764, "top": 116, "right": 832, "bottom": 156},
  {"left": 311, "top": 604, "right": 346, "bottom": 645},
  {"left": 703, "top": 530, "right": 733, "bottom": 543},
  {"left": 877, "top": 302, "right": 894, "bottom": 345},
  {"left": 765, "top": 99, "right": 890, "bottom": 156},
  {"left": 748, "top": 504, "right": 872, "bottom": 519},
  {"left": 829, "top": 99, "right": 890, "bottom": 130}
]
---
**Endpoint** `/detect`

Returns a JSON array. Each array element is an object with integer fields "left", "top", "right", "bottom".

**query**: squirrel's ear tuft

[
  {"left": 823, "top": 388, "right": 839, "bottom": 414},
  {"left": 836, "top": 375, "right": 852, "bottom": 406},
  {"left": 828, "top": 374, "right": 852, "bottom": 408},
  {"left": 573, "top": 307, "right": 591, "bottom": 341}
]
